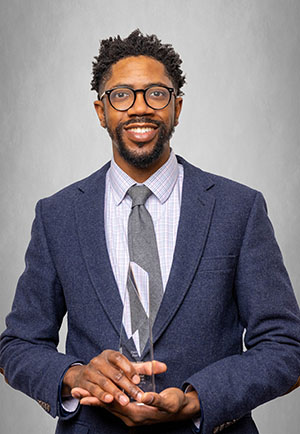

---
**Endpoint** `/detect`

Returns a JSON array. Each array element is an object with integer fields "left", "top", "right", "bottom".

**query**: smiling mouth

[
  {"left": 124, "top": 123, "right": 158, "bottom": 143},
  {"left": 127, "top": 126, "right": 156, "bottom": 133}
]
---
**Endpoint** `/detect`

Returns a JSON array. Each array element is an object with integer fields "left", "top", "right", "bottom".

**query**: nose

[{"left": 127, "top": 90, "right": 154, "bottom": 116}]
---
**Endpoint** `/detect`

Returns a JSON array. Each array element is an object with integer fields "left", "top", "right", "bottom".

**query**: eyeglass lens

[{"left": 109, "top": 86, "right": 171, "bottom": 111}]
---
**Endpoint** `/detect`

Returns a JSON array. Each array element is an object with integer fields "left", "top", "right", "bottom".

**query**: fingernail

[
  {"left": 136, "top": 392, "right": 143, "bottom": 402},
  {"left": 132, "top": 375, "right": 140, "bottom": 384},
  {"left": 104, "top": 394, "right": 113, "bottom": 403},
  {"left": 119, "top": 395, "right": 129, "bottom": 406},
  {"left": 144, "top": 395, "right": 154, "bottom": 405},
  {"left": 72, "top": 392, "right": 81, "bottom": 399}
]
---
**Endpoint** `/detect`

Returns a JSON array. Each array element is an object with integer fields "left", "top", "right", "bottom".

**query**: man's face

[{"left": 94, "top": 56, "right": 182, "bottom": 171}]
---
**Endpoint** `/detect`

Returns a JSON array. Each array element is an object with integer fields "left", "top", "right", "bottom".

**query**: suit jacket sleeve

[
  {"left": 185, "top": 192, "right": 300, "bottom": 434},
  {"left": 0, "top": 200, "right": 81, "bottom": 418}
]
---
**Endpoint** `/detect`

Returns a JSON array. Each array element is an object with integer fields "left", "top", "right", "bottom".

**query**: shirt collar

[{"left": 108, "top": 150, "right": 179, "bottom": 205}]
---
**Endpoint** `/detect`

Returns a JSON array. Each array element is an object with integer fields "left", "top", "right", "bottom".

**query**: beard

[{"left": 107, "top": 117, "right": 175, "bottom": 169}]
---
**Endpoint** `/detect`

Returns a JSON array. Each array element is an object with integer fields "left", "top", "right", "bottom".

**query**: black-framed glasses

[{"left": 99, "top": 85, "right": 175, "bottom": 111}]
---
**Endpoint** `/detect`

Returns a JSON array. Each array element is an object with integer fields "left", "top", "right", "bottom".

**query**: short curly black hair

[{"left": 91, "top": 29, "right": 186, "bottom": 98}]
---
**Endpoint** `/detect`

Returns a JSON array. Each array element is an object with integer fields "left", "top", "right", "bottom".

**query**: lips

[{"left": 124, "top": 123, "right": 158, "bottom": 143}]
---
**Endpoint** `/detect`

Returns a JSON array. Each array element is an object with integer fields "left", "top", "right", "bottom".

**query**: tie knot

[{"left": 127, "top": 185, "right": 152, "bottom": 207}]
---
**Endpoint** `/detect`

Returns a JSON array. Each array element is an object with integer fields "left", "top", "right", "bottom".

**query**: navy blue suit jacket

[{"left": 1, "top": 156, "right": 300, "bottom": 434}]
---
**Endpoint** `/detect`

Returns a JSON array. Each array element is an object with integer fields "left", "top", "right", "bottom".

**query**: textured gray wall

[{"left": 0, "top": 0, "right": 299, "bottom": 432}]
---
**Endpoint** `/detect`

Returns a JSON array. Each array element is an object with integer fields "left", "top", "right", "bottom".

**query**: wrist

[
  {"left": 185, "top": 390, "right": 201, "bottom": 418},
  {"left": 62, "top": 365, "right": 83, "bottom": 397}
]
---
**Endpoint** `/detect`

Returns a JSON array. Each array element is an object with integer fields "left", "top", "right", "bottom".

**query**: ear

[
  {"left": 174, "top": 97, "right": 183, "bottom": 126},
  {"left": 94, "top": 100, "right": 107, "bottom": 128}
]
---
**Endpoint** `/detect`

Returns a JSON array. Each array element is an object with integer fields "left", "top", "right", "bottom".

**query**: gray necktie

[{"left": 127, "top": 184, "right": 164, "bottom": 355}]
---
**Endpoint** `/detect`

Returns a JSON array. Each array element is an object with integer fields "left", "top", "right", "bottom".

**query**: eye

[
  {"left": 147, "top": 87, "right": 169, "bottom": 100},
  {"left": 116, "top": 92, "right": 127, "bottom": 99},
  {"left": 152, "top": 90, "right": 163, "bottom": 97},
  {"left": 152, "top": 90, "right": 165, "bottom": 98},
  {"left": 110, "top": 89, "right": 131, "bottom": 101}
]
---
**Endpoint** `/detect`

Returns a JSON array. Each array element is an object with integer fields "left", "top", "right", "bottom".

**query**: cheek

[
  {"left": 165, "top": 104, "right": 177, "bottom": 125},
  {"left": 105, "top": 111, "right": 124, "bottom": 130},
  {"left": 165, "top": 111, "right": 176, "bottom": 128}
]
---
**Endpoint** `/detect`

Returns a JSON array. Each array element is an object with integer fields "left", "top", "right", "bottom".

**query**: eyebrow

[{"left": 107, "top": 81, "right": 172, "bottom": 89}]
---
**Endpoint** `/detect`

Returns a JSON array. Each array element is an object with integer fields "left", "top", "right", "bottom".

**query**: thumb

[
  {"left": 134, "top": 360, "right": 167, "bottom": 375},
  {"left": 71, "top": 387, "right": 91, "bottom": 399}
]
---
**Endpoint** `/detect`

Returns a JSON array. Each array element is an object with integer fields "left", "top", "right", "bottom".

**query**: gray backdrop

[{"left": 0, "top": 0, "right": 299, "bottom": 433}]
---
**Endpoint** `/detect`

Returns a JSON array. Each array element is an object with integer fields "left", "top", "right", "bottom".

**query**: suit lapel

[
  {"left": 74, "top": 163, "right": 123, "bottom": 338},
  {"left": 147, "top": 158, "right": 216, "bottom": 355}
]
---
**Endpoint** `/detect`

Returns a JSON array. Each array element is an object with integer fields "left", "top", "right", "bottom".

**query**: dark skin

[
  {"left": 62, "top": 352, "right": 199, "bottom": 426},
  {"left": 62, "top": 56, "right": 201, "bottom": 426},
  {"left": 94, "top": 55, "right": 182, "bottom": 182}
]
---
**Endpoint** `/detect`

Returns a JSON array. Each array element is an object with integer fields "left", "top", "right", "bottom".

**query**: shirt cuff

[
  {"left": 58, "top": 362, "right": 82, "bottom": 415},
  {"left": 61, "top": 395, "right": 80, "bottom": 412}
]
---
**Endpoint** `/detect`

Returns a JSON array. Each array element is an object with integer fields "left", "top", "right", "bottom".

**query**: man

[{"left": 0, "top": 30, "right": 299, "bottom": 434}]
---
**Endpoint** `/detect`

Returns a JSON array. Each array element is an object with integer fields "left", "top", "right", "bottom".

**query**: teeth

[{"left": 128, "top": 127, "right": 154, "bottom": 133}]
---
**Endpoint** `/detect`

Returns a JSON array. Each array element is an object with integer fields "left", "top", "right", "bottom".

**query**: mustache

[{"left": 121, "top": 117, "right": 162, "bottom": 128}]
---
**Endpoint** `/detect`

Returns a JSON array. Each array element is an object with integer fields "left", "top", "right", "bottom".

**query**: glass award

[{"left": 119, "top": 262, "right": 155, "bottom": 395}]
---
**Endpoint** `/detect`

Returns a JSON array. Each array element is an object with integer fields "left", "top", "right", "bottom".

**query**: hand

[
  {"left": 74, "top": 386, "right": 200, "bottom": 427},
  {"left": 96, "top": 388, "right": 200, "bottom": 427},
  {"left": 140, "top": 388, "right": 200, "bottom": 424},
  {"left": 62, "top": 350, "right": 167, "bottom": 408}
]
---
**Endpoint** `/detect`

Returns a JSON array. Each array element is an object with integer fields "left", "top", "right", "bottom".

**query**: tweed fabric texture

[{"left": 1, "top": 156, "right": 299, "bottom": 434}]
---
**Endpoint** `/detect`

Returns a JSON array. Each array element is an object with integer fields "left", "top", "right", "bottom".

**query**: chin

[
  {"left": 110, "top": 121, "right": 174, "bottom": 169},
  {"left": 118, "top": 140, "right": 166, "bottom": 169}
]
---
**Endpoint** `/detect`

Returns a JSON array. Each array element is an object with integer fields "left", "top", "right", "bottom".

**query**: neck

[{"left": 113, "top": 147, "right": 171, "bottom": 183}]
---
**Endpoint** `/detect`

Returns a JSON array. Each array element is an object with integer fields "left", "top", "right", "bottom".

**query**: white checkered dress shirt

[{"left": 105, "top": 151, "right": 184, "bottom": 341}]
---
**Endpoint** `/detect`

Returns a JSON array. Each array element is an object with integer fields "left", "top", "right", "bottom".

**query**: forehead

[{"left": 105, "top": 56, "right": 173, "bottom": 88}]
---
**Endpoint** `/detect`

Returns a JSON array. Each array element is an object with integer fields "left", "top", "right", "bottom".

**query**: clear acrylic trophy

[{"left": 119, "top": 263, "right": 155, "bottom": 396}]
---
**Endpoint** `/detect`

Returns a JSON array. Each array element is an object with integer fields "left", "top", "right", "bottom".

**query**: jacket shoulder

[
  {"left": 39, "top": 162, "right": 110, "bottom": 207},
  {"left": 178, "top": 155, "right": 260, "bottom": 202},
  {"left": 204, "top": 171, "right": 259, "bottom": 201}
]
